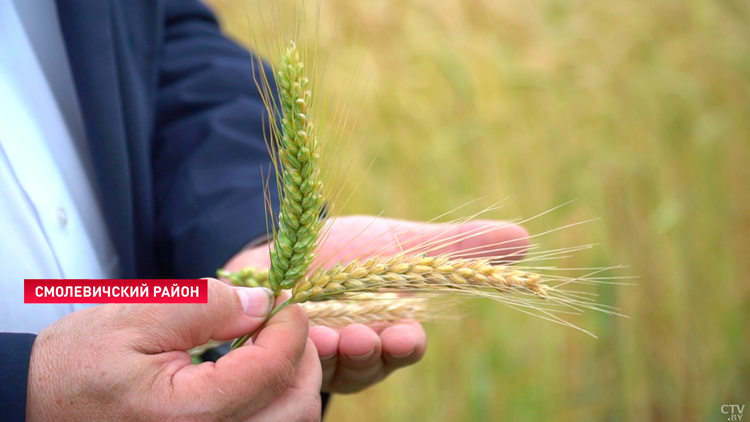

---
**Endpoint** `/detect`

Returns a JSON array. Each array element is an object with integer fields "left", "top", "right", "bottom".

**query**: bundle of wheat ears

[{"left": 198, "top": 42, "right": 624, "bottom": 355}]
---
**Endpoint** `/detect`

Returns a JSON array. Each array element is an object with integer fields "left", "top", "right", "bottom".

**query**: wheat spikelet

[{"left": 217, "top": 267, "right": 270, "bottom": 288}]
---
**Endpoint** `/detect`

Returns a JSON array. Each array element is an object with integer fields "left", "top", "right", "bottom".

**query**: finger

[
  {"left": 171, "top": 303, "right": 310, "bottom": 420},
  {"left": 327, "top": 324, "right": 383, "bottom": 393},
  {"left": 308, "top": 326, "right": 339, "bottom": 386},
  {"left": 246, "top": 339, "right": 323, "bottom": 422},
  {"left": 393, "top": 219, "right": 530, "bottom": 261},
  {"left": 460, "top": 220, "right": 529, "bottom": 261},
  {"left": 123, "top": 279, "right": 275, "bottom": 352},
  {"left": 316, "top": 217, "right": 529, "bottom": 266},
  {"left": 380, "top": 322, "right": 427, "bottom": 369}
]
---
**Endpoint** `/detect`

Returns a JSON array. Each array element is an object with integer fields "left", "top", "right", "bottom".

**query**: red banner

[{"left": 24, "top": 279, "right": 208, "bottom": 304}]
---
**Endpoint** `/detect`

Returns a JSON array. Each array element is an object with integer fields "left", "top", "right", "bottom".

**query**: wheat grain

[{"left": 217, "top": 267, "right": 270, "bottom": 288}]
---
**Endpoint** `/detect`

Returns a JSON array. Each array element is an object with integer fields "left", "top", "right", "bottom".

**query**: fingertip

[
  {"left": 458, "top": 220, "right": 530, "bottom": 261},
  {"left": 338, "top": 324, "right": 381, "bottom": 362},
  {"left": 498, "top": 221, "right": 530, "bottom": 247},
  {"left": 381, "top": 322, "right": 426, "bottom": 361},
  {"left": 499, "top": 221, "right": 529, "bottom": 239},
  {"left": 309, "top": 326, "right": 339, "bottom": 359}
]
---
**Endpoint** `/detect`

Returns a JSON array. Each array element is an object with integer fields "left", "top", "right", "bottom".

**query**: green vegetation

[{"left": 207, "top": 0, "right": 750, "bottom": 420}]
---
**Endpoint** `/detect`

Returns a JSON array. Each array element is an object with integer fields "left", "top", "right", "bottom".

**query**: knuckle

[{"left": 206, "top": 279, "right": 232, "bottom": 312}]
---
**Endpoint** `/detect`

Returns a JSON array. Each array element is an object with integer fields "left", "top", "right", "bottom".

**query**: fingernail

[
  {"left": 235, "top": 287, "right": 274, "bottom": 318},
  {"left": 389, "top": 348, "right": 415, "bottom": 359},
  {"left": 347, "top": 349, "right": 375, "bottom": 362}
]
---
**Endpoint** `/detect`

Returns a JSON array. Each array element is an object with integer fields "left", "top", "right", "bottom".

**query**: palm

[{"left": 226, "top": 215, "right": 529, "bottom": 393}]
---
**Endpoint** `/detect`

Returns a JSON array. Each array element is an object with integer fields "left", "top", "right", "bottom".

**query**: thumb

[{"left": 125, "top": 278, "right": 275, "bottom": 352}]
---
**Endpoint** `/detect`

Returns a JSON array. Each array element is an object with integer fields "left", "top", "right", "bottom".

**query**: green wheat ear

[
  {"left": 268, "top": 41, "right": 325, "bottom": 294},
  {"left": 230, "top": 42, "right": 324, "bottom": 350}
]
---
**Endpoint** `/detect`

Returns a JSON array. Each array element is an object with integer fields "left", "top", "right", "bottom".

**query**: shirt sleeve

[
  {"left": 152, "top": 0, "right": 280, "bottom": 279},
  {"left": 0, "top": 333, "right": 36, "bottom": 422}
]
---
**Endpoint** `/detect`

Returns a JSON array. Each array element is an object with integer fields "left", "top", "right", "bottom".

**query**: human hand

[
  {"left": 26, "top": 279, "right": 322, "bottom": 422},
  {"left": 225, "top": 215, "right": 529, "bottom": 394}
]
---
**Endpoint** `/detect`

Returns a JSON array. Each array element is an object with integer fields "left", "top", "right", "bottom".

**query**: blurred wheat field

[{"left": 204, "top": 0, "right": 750, "bottom": 420}]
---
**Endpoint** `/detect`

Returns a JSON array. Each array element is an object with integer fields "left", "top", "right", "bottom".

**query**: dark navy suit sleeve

[
  {"left": 153, "top": 0, "right": 280, "bottom": 279},
  {"left": 0, "top": 333, "right": 36, "bottom": 422}
]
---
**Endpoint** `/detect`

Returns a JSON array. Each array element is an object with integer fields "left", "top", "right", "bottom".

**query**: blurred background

[{"left": 205, "top": 0, "right": 749, "bottom": 420}]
